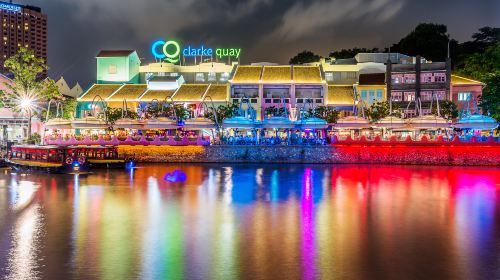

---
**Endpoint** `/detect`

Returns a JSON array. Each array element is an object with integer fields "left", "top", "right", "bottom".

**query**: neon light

[
  {"left": 151, "top": 39, "right": 242, "bottom": 61},
  {"left": 151, "top": 40, "right": 166, "bottom": 59},
  {"left": 163, "top": 40, "right": 180, "bottom": 63},
  {"left": 0, "top": 3, "right": 21, "bottom": 12}
]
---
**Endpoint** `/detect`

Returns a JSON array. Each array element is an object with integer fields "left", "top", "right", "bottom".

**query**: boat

[
  {"left": 6, "top": 145, "right": 90, "bottom": 174},
  {"left": 67, "top": 145, "right": 136, "bottom": 169}
]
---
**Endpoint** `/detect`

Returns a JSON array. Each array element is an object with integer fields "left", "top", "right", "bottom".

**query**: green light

[{"left": 163, "top": 40, "right": 180, "bottom": 63}]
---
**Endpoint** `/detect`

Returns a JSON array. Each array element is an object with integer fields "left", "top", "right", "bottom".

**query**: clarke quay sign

[{"left": 151, "top": 39, "right": 241, "bottom": 63}]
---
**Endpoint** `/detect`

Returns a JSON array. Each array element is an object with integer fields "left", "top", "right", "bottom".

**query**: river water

[{"left": 0, "top": 164, "right": 499, "bottom": 280}]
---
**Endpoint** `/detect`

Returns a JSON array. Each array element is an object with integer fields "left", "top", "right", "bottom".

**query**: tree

[
  {"left": 105, "top": 107, "right": 139, "bottom": 126},
  {"left": 432, "top": 100, "right": 458, "bottom": 120},
  {"left": 204, "top": 102, "right": 239, "bottom": 125},
  {"left": 306, "top": 105, "right": 340, "bottom": 123},
  {"left": 1, "top": 47, "right": 49, "bottom": 139},
  {"left": 329, "top": 47, "right": 379, "bottom": 59},
  {"left": 391, "top": 23, "right": 452, "bottom": 62},
  {"left": 479, "top": 73, "right": 500, "bottom": 121},
  {"left": 457, "top": 43, "right": 500, "bottom": 80},
  {"left": 365, "top": 101, "right": 403, "bottom": 122},
  {"left": 289, "top": 50, "right": 320, "bottom": 64}
]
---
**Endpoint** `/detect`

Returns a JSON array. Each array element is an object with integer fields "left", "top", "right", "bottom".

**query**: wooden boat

[
  {"left": 67, "top": 145, "right": 136, "bottom": 169},
  {"left": 6, "top": 145, "right": 90, "bottom": 174}
]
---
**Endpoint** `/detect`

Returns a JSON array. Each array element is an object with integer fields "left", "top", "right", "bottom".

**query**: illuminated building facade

[
  {"left": 77, "top": 49, "right": 477, "bottom": 120},
  {"left": 0, "top": 1, "right": 47, "bottom": 76}
]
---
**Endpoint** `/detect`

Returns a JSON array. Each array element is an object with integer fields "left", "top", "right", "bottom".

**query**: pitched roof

[
  {"left": 78, "top": 84, "right": 122, "bottom": 101},
  {"left": 107, "top": 84, "right": 147, "bottom": 101},
  {"left": 172, "top": 84, "right": 209, "bottom": 102},
  {"left": 293, "top": 66, "right": 322, "bottom": 83},
  {"left": 451, "top": 75, "right": 484, "bottom": 85},
  {"left": 232, "top": 66, "right": 263, "bottom": 83},
  {"left": 96, "top": 50, "right": 135, "bottom": 57},
  {"left": 139, "top": 89, "right": 175, "bottom": 102},
  {"left": 326, "top": 85, "right": 354, "bottom": 105},
  {"left": 359, "top": 73, "right": 385, "bottom": 85},
  {"left": 205, "top": 84, "right": 228, "bottom": 102},
  {"left": 262, "top": 66, "right": 292, "bottom": 83}
]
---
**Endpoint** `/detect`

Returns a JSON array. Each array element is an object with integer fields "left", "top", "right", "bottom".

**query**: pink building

[{"left": 450, "top": 75, "right": 484, "bottom": 112}]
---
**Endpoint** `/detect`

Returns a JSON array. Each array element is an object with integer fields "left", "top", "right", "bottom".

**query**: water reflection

[{"left": 0, "top": 165, "right": 498, "bottom": 279}]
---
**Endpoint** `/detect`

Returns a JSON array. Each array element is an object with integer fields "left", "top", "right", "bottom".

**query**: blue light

[
  {"left": 73, "top": 162, "right": 80, "bottom": 167},
  {"left": 151, "top": 40, "right": 166, "bottom": 59}
]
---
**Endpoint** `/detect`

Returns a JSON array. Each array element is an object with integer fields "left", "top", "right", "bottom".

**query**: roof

[
  {"left": 293, "top": 66, "right": 322, "bottom": 83},
  {"left": 451, "top": 75, "right": 483, "bottom": 85},
  {"left": 107, "top": 84, "right": 147, "bottom": 101},
  {"left": 139, "top": 89, "right": 175, "bottom": 101},
  {"left": 262, "top": 66, "right": 292, "bottom": 83},
  {"left": 78, "top": 84, "right": 122, "bottom": 101},
  {"left": 326, "top": 85, "right": 354, "bottom": 105},
  {"left": 173, "top": 84, "right": 209, "bottom": 102},
  {"left": 232, "top": 66, "right": 262, "bottom": 83},
  {"left": 358, "top": 73, "right": 385, "bottom": 85},
  {"left": 205, "top": 84, "right": 228, "bottom": 102},
  {"left": 96, "top": 50, "right": 135, "bottom": 57}
]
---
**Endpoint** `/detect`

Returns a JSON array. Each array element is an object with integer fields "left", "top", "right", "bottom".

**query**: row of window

[
  {"left": 458, "top": 92, "right": 471, "bottom": 101},
  {"left": 391, "top": 91, "right": 446, "bottom": 101},
  {"left": 324, "top": 71, "right": 357, "bottom": 82},
  {"left": 230, "top": 98, "right": 324, "bottom": 104},
  {"left": 194, "top": 72, "right": 230, "bottom": 82},
  {"left": 360, "top": 89, "right": 383, "bottom": 104},
  {"left": 392, "top": 72, "right": 446, "bottom": 84}
]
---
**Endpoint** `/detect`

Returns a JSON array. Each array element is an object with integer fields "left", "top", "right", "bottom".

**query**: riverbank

[{"left": 117, "top": 144, "right": 500, "bottom": 166}]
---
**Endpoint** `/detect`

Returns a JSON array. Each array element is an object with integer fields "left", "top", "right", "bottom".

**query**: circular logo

[{"left": 151, "top": 40, "right": 180, "bottom": 63}]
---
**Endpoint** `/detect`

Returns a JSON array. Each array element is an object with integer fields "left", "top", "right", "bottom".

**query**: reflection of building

[{"left": 0, "top": 1, "right": 47, "bottom": 76}]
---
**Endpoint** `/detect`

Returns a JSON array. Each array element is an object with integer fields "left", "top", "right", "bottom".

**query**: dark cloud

[{"left": 15, "top": 0, "right": 500, "bottom": 88}]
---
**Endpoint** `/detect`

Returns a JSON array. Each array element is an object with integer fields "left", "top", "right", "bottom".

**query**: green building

[{"left": 96, "top": 50, "right": 141, "bottom": 84}]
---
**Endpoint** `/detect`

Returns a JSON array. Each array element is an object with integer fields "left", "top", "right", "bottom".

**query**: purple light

[{"left": 301, "top": 168, "right": 315, "bottom": 280}]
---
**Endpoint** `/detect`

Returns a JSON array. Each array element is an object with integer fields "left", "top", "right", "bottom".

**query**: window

[
  {"left": 315, "top": 98, "right": 323, "bottom": 103},
  {"left": 195, "top": 73, "right": 205, "bottom": 82},
  {"left": 170, "top": 72, "right": 178, "bottom": 77},
  {"left": 207, "top": 72, "right": 216, "bottom": 82},
  {"left": 404, "top": 91, "right": 415, "bottom": 101},
  {"left": 403, "top": 73, "right": 416, "bottom": 84},
  {"left": 458, "top": 92, "right": 471, "bottom": 101},
  {"left": 325, "top": 72, "right": 333, "bottom": 82},
  {"left": 108, "top": 64, "right": 117, "bottom": 74},
  {"left": 421, "top": 91, "right": 433, "bottom": 101},
  {"left": 220, "top": 72, "right": 230, "bottom": 82},
  {"left": 421, "top": 73, "right": 433, "bottom": 83},
  {"left": 435, "top": 91, "right": 446, "bottom": 100},
  {"left": 265, "top": 99, "right": 271, "bottom": 104},
  {"left": 434, "top": 73, "right": 446, "bottom": 83},
  {"left": 273, "top": 99, "right": 281, "bottom": 103},
  {"left": 376, "top": 89, "right": 383, "bottom": 100},
  {"left": 361, "top": 90, "right": 367, "bottom": 100},
  {"left": 297, "top": 98, "right": 304, "bottom": 104},
  {"left": 369, "top": 90, "right": 375, "bottom": 99},
  {"left": 391, "top": 91, "right": 402, "bottom": 101}
]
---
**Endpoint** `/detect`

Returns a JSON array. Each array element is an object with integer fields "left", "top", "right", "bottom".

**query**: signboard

[
  {"left": 0, "top": 2, "right": 21, "bottom": 12},
  {"left": 151, "top": 39, "right": 241, "bottom": 63}
]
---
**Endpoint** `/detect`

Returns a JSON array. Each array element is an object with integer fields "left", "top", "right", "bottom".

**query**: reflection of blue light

[
  {"left": 164, "top": 170, "right": 187, "bottom": 183},
  {"left": 73, "top": 162, "right": 80, "bottom": 167}
]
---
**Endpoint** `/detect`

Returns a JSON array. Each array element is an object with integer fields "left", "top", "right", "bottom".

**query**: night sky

[{"left": 15, "top": 0, "right": 500, "bottom": 88}]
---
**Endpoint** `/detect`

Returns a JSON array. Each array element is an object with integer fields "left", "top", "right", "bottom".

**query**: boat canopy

[
  {"left": 374, "top": 116, "right": 407, "bottom": 129},
  {"left": 261, "top": 116, "right": 295, "bottom": 129}
]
